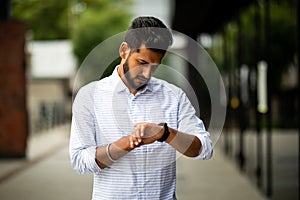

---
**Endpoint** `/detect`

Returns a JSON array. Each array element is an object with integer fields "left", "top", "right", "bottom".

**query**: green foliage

[
  {"left": 215, "top": 0, "right": 298, "bottom": 128},
  {"left": 11, "top": 0, "right": 132, "bottom": 67},
  {"left": 220, "top": 0, "right": 297, "bottom": 92},
  {"left": 12, "top": 0, "right": 69, "bottom": 40},
  {"left": 71, "top": 2, "right": 132, "bottom": 65},
  {"left": 268, "top": 2, "right": 297, "bottom": 86},
  {"left": 239, "top": 5, "right": 259, "bottom": 66}
]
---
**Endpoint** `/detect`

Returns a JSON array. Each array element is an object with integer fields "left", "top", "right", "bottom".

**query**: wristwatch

[{"left": 157, "top": 123, "right": 170, "bottom": 142}]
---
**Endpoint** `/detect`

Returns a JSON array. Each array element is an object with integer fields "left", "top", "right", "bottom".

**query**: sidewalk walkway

[
  {"left": 0, "top": 125, "right": 267, "bottom": 200},
  {"left": 176, "top": 148, "right": 266, "bottom": 200}
]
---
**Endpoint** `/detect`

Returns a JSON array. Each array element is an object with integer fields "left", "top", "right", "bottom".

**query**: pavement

[{"left": 0, "top": 124, "right": 287, "bottom": 200}]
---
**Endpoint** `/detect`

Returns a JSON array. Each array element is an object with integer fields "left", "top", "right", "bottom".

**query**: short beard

[{"left": 123, "top": 58, "right": 147, "bottom": 91}]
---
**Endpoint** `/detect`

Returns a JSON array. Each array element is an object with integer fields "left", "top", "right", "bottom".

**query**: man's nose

[{"left": 142, "top": 65, "right": 152, "bottom": 79}]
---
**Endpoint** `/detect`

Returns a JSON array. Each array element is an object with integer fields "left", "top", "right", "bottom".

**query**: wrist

[
  {"left": 106, "top": 143, "right": 117, "bottom": 162},
  {"left": 157, "top": 123, "right": 171, "bottom": 142}
]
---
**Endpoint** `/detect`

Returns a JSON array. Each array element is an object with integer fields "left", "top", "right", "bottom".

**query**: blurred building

[
  {"left": 0, "top": 21, "right": 28, "bottom": 158},
  {"left": 26, "top": 40, "right": 75, "bottom": 134},
  {"left": 130, "top": 0, "right": 173, "bottom": 26}
]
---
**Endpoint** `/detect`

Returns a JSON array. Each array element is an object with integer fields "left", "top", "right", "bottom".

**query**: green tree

[
  {"left": 71, "top": 0, "right": 132, "bottom": 65},
  {"left": 268, "top": 1, "right": 297, "bottom": 91},
  {"left": 216, "top": 0, "right": 298, "bottom": 128},
  {"left": 12, "top": 0, "right": 69, "bottom": 40},
  {"left": 220, "top": 0, "right": 297, "bottom": 92},
  {"left": 12, "top": 0, "right": 132, "bottom": 73}
]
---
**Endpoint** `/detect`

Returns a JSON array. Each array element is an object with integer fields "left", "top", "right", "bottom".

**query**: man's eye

[{"left": 140, "top": 62, "right": 148, "bottom": 65}]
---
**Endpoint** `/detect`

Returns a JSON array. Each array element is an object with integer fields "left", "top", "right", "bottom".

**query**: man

[{"left": 70, "top": 16, "right": 212, "bottom": 199}]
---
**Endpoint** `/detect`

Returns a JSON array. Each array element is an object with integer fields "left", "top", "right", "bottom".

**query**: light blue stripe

[{"left": 69, "top": 66, "right": 212, "bottom": 199}]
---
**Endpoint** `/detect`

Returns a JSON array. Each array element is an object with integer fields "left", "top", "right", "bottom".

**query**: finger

[
  {"left": 132, "top": 127, "right": 139, "bottom": 146},
  {"left": 129, "top": 136, "right": 134, "bottom": 148},
  {"left": 140, "top": 125, "right": 145, "bottom": 137},
  {"left": 134, "top": 125, "right": 142, "bottom": 142}
]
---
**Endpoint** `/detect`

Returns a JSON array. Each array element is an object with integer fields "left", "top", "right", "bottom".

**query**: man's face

[{"left": 122, "top": 44, "right": 164, "bottom": 91}]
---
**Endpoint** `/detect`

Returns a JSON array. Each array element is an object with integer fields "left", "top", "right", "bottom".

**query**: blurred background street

[{"left": 0, "top": 0, "right": 299, "bottom": 199}]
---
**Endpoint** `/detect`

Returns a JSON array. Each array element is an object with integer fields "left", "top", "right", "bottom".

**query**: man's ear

[{"left": 119, "top": 42, "right": 130, "bottom": 59}]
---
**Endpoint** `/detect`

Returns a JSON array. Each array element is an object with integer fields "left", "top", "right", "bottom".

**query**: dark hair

[{"left": 124, "top": 16, "right": 173, "bottom": 54}]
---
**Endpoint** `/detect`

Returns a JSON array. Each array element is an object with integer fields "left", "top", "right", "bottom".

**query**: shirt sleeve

[
  {"left": 177, "top": 90, "right": 213, "bottom": 160},
  {"left": 69, "top": 82, "right": 102, "bottom": 174}
]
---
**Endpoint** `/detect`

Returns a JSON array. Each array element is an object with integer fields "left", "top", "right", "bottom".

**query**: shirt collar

[{"left": 112, "top": 65, "right": 153, "bottom": 94}]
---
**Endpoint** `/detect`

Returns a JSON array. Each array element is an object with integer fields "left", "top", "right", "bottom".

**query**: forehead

[{"left": 130, "top": 44, "right": 164, "bottom": 64}]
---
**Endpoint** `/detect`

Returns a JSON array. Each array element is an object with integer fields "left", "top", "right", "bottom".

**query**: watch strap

[{"left": 157, "top": 123, "right": 170, "bottom": 142}]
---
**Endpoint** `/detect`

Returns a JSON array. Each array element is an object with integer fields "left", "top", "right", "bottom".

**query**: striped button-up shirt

[{"left": 69, "top": 66, "right": 212, "bottom": 200}]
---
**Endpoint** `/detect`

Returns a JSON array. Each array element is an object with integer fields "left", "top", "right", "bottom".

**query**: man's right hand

[{"left": 130, "top": 122, "right": 164, "bottom": 148}]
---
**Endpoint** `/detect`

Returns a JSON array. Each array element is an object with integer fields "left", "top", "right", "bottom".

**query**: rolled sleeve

[
  {"left": 177, "top": 90, "right": 213, "bottom": 160},
  {"left": 69, "top": 117, "right": 102, "bottom": 174},
  {"left": 194, "top": 131, "right": 213, "bottom": 160},
  {"left": 69, "top": 82, "right": 102, "bottom": 174}
]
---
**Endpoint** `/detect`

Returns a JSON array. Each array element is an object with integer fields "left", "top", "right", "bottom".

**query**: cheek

[
  {"left": 127, "top": 61, "right": 143, "bottom": 74},
  {"left": 126, "top": 57, "right": 138, "bottom": 69}
]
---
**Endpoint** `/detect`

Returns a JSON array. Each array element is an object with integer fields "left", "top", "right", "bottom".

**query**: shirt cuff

[
  {"left": 193, "top": 133, "right": 213, "bottom": 160},
  {"left": 86, "top": 146, "right": 102, "bottom": 174}
]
